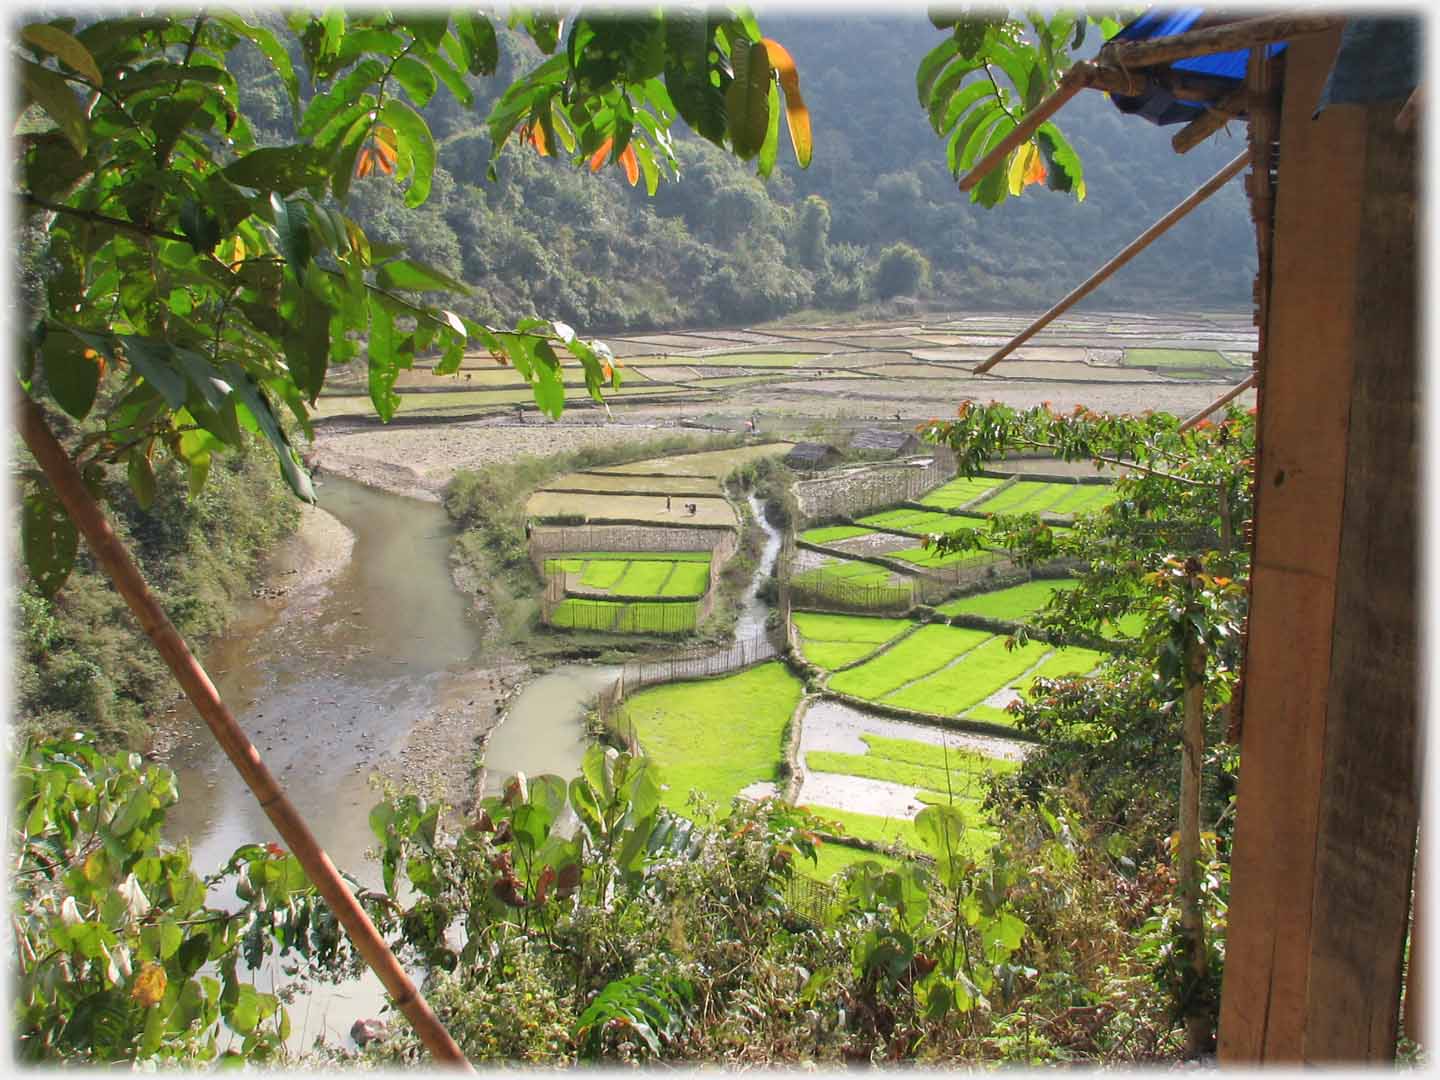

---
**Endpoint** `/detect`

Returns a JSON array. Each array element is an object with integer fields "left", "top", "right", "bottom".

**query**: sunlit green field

[
  {"left": 856, "top": 508, "right": 969, "bottom": 535},
  {"left": 917, "top": 476, "right": 1007, "bottom": 509},
  {"left": 936, "top": 578, "right": 1079, "bottom": 620},
  {"left": 799, "top": 524, "right": 872, "bottom": 545},
  {"left": 548, "top": 597, "right": 700, "bottom": 634},
  {"left": 972, "top": 480, "right": 1116, "bottom": 517}
]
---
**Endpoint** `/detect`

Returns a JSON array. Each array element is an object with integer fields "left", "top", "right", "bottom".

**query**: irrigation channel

[{"left": 161, "top": 477, "right": 785, "bottom": 1051}]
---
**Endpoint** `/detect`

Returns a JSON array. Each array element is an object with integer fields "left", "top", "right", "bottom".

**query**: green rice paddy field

[
  {"left": 792, "top": 612, "right": 913, "bottom": 669},
  {"left": 856, "top": 508, "right": 971, "bottom": 535},
  {"left": 621, "top": 662, "right": 804, "bottom": 814},
  {"left": 918, "top": 476, "right": 1007, "bottom": 509},
  {"left": 545, "top": 553, "right": 712, "bottom": 598},
  {"left": 972, "top": 480, "right": 1117, "bottom": 517},
  {"left": 548, "top": 597, "right": 699, "bottom": 634}
]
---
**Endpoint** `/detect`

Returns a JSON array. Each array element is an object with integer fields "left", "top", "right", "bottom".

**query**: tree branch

[{"left": 23, "top": 195, "right": 188, "bottom": 244}]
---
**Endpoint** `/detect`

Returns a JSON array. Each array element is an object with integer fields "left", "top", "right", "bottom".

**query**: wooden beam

[
  {"left": 1219, "top": 24, "right": 1419, "bottom": 1062},
  {"left": 957, "top": 62, "right": 1092, "bottom": 192},
  {"left": 1172, "top": 87, "right": 1252, "bottom": 153},
  {"left": 1178, "top": 372, "right": 1257, "bottom": 431},
  {"left": 1300, "top": 90, "right": 1419, "bottom": 1062},
  {"left": 970, "top": 151, "right": 1249, "bottom": 374},
  {"left": 1098, "top": 12, "right": 1347, "bottom": 71},
  {"left": 15, "top": 395, "right": 474, "bottom": 1071}
]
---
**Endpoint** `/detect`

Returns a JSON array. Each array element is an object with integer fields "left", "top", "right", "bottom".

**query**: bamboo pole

[
  {"left": 17, "top": 395, "right": 472, "bottom": 1070},
  {"left": 1179, "top": 636, "right": 1210, "bottom": 1058},
  {"left": 971, "top": 150, "right": 1251, "bottom": 375},
  {"left": 1173, "top": 86, "right": 1252, "bottom": 154},
  {"left": 1179, "top": 372, "right": 1259, "bottom": 431},
  {"left": 1097, "top": 12, "right": 1346, "bottom": 71},
  {"left": 958, "top": 62, "right": 1094, "bottom": 192}
]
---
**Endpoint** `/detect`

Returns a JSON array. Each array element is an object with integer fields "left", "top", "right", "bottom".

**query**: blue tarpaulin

[{"left": 1107, "top": 8, "right": 1287, "bottom": 126}]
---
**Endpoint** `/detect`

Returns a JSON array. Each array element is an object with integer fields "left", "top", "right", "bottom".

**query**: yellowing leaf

[
  {"left": 761, "top": 37, "right": 811, "bottom": 168},
  {"left": 1007, "top": 143, "right": 1041, "bottom": 196},
  {"left": 589, "top": 138, "right": 613, "bottom": 173},
  {"left": 1024, "top": 143, "right": 1047, "bottom": 187},
  {"left": 131, "top": 962, "right": 167, "bottom": 1007},
  {"left": 619, "top": 144, "right": 638, "bottom": 187}
]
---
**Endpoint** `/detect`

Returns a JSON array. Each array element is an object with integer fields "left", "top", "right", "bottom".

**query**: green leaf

[
  {"left": 127, "top": 448, "right": 157, "bottom": 510},
  {"left": 214, "top": 13, "right": 299, "bottom": 111},
  {"left": 41, "top": 332, "right": 101, "bottom": 419},
  {"left": 725, "top": 40, "right": 770, "bottom": 160},
  {"left": 1036, "top": 121, "right": 1084, "bottom": 198},
  {"left": 756, "top": 80, "right": 781, "bottom": 178},
  {"left": 379, "top": 97, "right": 435, "bottom": 207},
  {"left": 283, "top": 283, "right": 331, "bottom": 404},
  {"left": 454, "top": 13, "right": 499, "bottom": 75},
  {"left": 376, "top": 258, "right": 469, "bottom": 294},
  {"left": 367, "top": 293, "right": 400, "bottom": 421},
  {"left": 930, "top": 66, "right": 990, "bottom": 135},
  {"left": 179, "top": 200, "right": 221, "bottom": 254},
  {"left": 917, "top": 36, "right": 960, "bottom": 105},
  {"left": 223, "top": 146, "right": 329, "bottom": 194},
  {"left": 224, "top": 363, "right": 315, "bottom": 503},
  {"left": 391, "top": 55, "right": 437, "bottom": 107},
  {"left": 299, "top": 60, "right": 383, "bottom": 139},
  {"left": 664, "top": 13, "right": 726, "bottom": 146},
  {"left": 20, "top": 58, "right": 88, "bottom": 156},
  {"left": 22, "top": 485, "right": 78, "bottom": 597},
  {"left": 21, "top": 24, "right": 103, "bottom": 86}
]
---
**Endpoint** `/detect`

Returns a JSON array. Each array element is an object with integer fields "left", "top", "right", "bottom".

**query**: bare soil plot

[
  {"left": 542, "top": 471, "right": 722, "bottom": 496},
  {"left": 525, "top": 490, "right": 738, "bottom": 527}
]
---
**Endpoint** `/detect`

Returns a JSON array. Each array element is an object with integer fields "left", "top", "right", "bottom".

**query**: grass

[
  {"left": 792, "top": 612, "right": 913, "bottom": 670},
  {"left": 918, "top": 476, "right": 1006, "bottom": 509},
  {"left": 621, "top": 661, "right": 804, "bottom": 814},
  {"left": 856, "top": 508, "right": 968, "bottom": 535},
  {"left": 936, "top": 578, "right": 1079, "bottom": 620},
  {"left": 805, "top": 842, "right": 905, "bottom": 881},
  {"left": 800, "top": 524, "right": 872, "bottom": 544},
  {"left": 828, "top": 625, "right": 990, "bottom": 700}
]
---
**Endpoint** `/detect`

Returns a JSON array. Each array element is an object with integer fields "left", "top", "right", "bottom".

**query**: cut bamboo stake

[
  {"left": 958, "top": 62, "right": 1094, "bottom": 192},
  {"left": 972, "top": 150, "right": 1251, "bottom": 375},
  {"left": 1179, "top": 372, "right": 1258, "bottom": 431},
  {"left": 1097, "top": 12, "right": 1346, "bottom": 71},
  {"left": 17, "top": 394, "right": 472, "bottom": 1071}
]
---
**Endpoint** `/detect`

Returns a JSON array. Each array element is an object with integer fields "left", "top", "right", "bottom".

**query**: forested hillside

[{"left": 233, "top": 14, "right": 1256, "bottom": 336}]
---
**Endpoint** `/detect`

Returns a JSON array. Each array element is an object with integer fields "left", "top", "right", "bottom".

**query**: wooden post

[
  {"left": 16, "top": 396, "right": 472, "bottom": 1069},
  {"left": 971, "top": 151, "right": 1250, "bottom": 374},
  {"left": 1172, "top": 87, "right": 1251, "bottom": 154},
  {"left": 1097, "top": 13, "right": 1346, "bottom": 71},
  {"left": 1218, "top": 26, "right": 1419, "bottom": 1063},
  {"left": 1179, "top": 636, "right": 1209, "bottom": 1057}
]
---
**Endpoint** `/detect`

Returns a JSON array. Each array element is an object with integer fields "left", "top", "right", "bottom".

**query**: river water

[{"left": 163, "top": 476, "right": 781, "bottom": 1049}]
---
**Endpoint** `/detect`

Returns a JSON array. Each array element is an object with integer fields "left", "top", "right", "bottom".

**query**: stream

[{"left": 161, "top": 476, "right": 783, "bottom": 1051}]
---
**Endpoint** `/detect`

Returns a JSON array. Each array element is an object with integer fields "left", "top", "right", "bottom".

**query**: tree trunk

[{"left": 1180, "top": 639, "right": 1210, "bottom": 1058}]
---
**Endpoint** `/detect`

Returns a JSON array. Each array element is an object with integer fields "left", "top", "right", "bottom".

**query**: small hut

[
  {"left": 783, "top": 442, "right": 842, "bottom": 472},
  {"left": 849, "top": 429, "right": 922, "bottom": 458}
]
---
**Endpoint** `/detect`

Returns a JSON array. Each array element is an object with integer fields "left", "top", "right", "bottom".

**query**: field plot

[
  {"left": 792, "top": 556, "right": 901, "bottom": 590},
  {"left": 526, "top": 490, "right": 738, "bottom": 527},
  {"left": 621, "top": 661, "right": 804, "bottom": 814},
  {"left": 889, "top": 543, "right": 997, "bottom": 570},
  {"left": 918, "top": 476, "right": 1007, "bottom": 509},
  {"left": 601, "top": 442, "right": 794, "bottom": 477},
  {"left": 937, "top": 578, "right": 1079, "bottom": 620},
  {"left": 792, "top": 612, "right": 914, "bottom": 669},
  {"left": 829, "top": 625, "right": 990, "bottom": 700},
  {"left": 311, "top": 382, "right": 693, "bottom": 418},
  {"left": 971, "top": 480, "right": 1116, "bottom": 517},
  {"left": 688, "top": 351, "right": 817, "bottom": 368},
  {"left": 857, "top": 507, "right": 970, "bottom": 535},
  {"left": 1122, "top": 347, "right": 1244, "bottom": 370}
]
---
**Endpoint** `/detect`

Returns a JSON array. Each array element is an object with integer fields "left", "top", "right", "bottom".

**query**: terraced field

[
  {"left": 827, "top": 624, "right": 1106, "bottom": 724},
  {"left": 798, "top": 524, "right": 872, "bottom": 545},
  {"left": 526, "top": 490, "right": 738, "bottom": 527},
  {"left": 548, "top": 597, "right": 699, "bottom": 634},
  {"left": 936, "top": 578, "right": 1080, "bottom": 620},
  {"left": 856, "top": 507, "right": 970, "bottom": 535},
  {"left": 917, "top": 476, "right": 1008, "bottom": 510}
]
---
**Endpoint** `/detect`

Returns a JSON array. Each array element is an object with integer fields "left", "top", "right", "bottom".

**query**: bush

[{"left": 871, "top": 242, "right": 931, "bottom": 300}]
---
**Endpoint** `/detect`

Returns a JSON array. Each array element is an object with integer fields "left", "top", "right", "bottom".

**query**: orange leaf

[
  {"left": 354, "top": 146, "right": 375, "bottom": 178},
  {"left": 589, "top": 138, "right": 613, "bottom": 173},
  {"left": 1024, "top": 144, "right": 1047, "bottom": 186},
  {"left": 761, "top": 38, "right": 811, "bottom": 168},
  {"left": 521, "top": 122, "right": 549, "bottom": 157},
  {"left": 131, "top": 962, "right": 167, "bottom": 1007},
  {"left": 619, "top": 144, "right": 638, "bottom": 186},
  {"left": 372, "top": 129, "right": 398, "bottom": 174}
]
